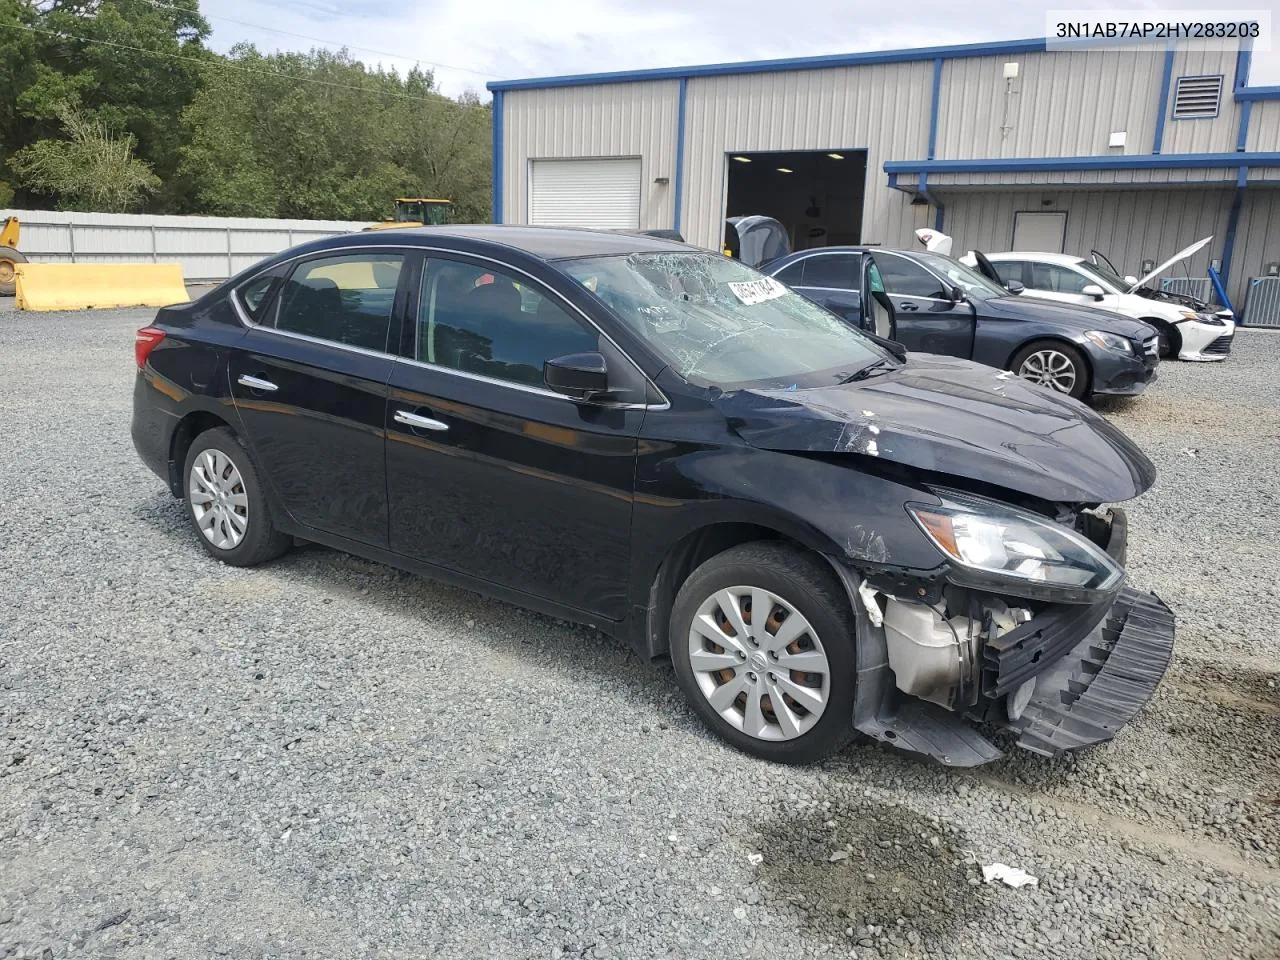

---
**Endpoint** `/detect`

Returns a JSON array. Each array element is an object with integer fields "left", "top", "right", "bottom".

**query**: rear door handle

[
  {"left": 394, "top": 409, "right": 449, "bottom": 432},
  {"left": 237, "top": 374, "right": 278, "bottom": 392}
]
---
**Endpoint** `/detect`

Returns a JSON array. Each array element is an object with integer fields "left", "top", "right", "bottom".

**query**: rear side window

[
  {"left": 236, "top": 270, "right": 283, "bottom": 323},
  {"left": 874, "top": 254, "right": 948, "bottom": 299},
  {"left": 772, "top": 260, "right": 805, "bottom": 285},
  {"left": 800, "top": 254, "right": 858, "bottom": 290},
  {"left": 275, "top": 253, "right": 404, "bottom": 352},
  {"left": 417, "top": 258, "right": 598, "bottom": 388}
]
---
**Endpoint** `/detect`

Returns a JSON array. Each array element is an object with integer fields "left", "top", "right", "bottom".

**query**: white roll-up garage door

[{"left": 529, "top": 158, "right": 642, "bottom": 230}]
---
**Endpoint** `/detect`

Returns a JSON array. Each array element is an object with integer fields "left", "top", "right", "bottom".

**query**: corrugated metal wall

[
  {"left": 936, "top": 49, "right": 1167, "bottom": 159},
  {"left": 680, "top": 62, "right": 935, "bottom": 250},
  {"left": 1162, "top": 44, "right": 1244, "bottom": 155},
  {"left": 940, "top": 187, "right": 1239, "bottom": 298},
  {"left": 501, "top": 81, "right": 679, "bottom": 229},
  {"left": 2, "top": 209, "right": 367, "bottom": 280},
  {"left": 1231, "top": 190, "right": 1280, "bottom": 315},
  {"left": 1245, "top": 102, "right": 1280, "bottom": 153}
]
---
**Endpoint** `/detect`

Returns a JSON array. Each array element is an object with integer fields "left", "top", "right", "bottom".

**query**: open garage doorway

[{"left": 725, "top": 149, "right": 867, "bottom": 252}]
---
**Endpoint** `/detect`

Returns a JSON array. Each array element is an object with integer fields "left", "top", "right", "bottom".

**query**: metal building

[{"left": 487, "top": 36, "right": 1280, "bottom": 311}]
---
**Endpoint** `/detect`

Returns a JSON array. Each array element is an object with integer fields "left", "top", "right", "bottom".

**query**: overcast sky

[{"left": 201, "top": 0, "right": 1279, "bottom": 97}]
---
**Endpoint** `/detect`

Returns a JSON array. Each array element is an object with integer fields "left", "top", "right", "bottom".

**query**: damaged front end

[{"left": 829, "top": 498, "right": 1175, "bottom": 766}]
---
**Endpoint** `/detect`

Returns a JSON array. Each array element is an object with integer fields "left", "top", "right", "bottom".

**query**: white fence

[{"left": 1, "top": 209, "right": 370, "bottom": 281}]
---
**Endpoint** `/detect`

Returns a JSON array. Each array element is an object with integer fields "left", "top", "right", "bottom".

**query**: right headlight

[
  {"left": 1083, "top": 330, "right": 1134, "bottom": 354},
  {"left": 907, "top": 494, "right": 1124, "bottom": 602}
]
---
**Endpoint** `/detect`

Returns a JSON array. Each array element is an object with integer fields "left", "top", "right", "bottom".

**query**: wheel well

[
  {"left": 1006, "top": 336, "right": 1093, "bottom": 390},
  {"left": 168, "top": 411, "right": 232, "bottom": 496},
  {"left": 1139, "top": 317, "right": 1181, "bottom": 351},
  {"left": 643, "top": 523, "right": 817, "bottom": 660}
]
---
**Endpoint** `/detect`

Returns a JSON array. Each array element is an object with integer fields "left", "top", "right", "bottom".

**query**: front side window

[
  {"left": 911, "top": 252, "right": 1010, "bottom": 300},
  {"left": 992, "top": 261, "right": 1026, "bottom": 287},
  {"left": 1029, "top": 263, "right": 1093, "bottom": 295},
  {"left": 873, "top": 253, "right": 948, "bottom": 299},
  {"left": 560, "top": 252, "right": 891, "bottom": 390},
  {"left": 418, "top": 258, "right": 598, "bottom": 387},
  {"left": 275, "top": 253, "right": 404, "bottom": 352}
]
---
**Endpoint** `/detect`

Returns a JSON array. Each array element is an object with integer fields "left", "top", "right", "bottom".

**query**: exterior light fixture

[
  {"left": 732, "top": 156, "right": 752, "bottom": 163},
  {"left": 827, "top": 153, "right": 844, "bottom": 159},
  {"left": 777, "top": 167, "right": 794, "bottom": 173}
]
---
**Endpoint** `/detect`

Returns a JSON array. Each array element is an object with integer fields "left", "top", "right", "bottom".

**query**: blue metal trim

[
  {"left": 1236, "top": 85, "right": 1280, "bottom": 101},
  {"left": 1234, "top": 44, "right": 1252, "bottom": 91},
  {"left": 486, "top": 37, "right": 1049, "bottom": 91},
  {"left": 934, "top": 200, "right": 945, "bottom": 232},
  {"left": 888, "top": 172, "right": 898, "bottom": 189},
  {"left": 490, "top": 91, "right": 503, "bottom": 223},
  {"left": 927, "top": 58, "right": 943, "bottom": 160},
  {"left": 1238, "top": 100, "right": 1253, "bottom": 151},
  {"left": 1152, "top": 44, "right": 1176, "bottom": 153},
  {"left": 916, "top": 172, "right": 945, "bottom": 232},
  {"left": 673, "top": 78, "right": 687, "bottom": 232},
  {"left": 884, "top": 152, "right": 1280, "bottom": 174},
  {"left": 1219, "top": 167, "right": 1247, "bottom": 286},
  {"left": 1208, "top": 265, "right": 1234, "bottom": 314}
]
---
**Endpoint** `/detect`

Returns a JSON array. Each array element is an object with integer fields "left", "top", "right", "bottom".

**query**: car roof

[
  {"left": 983, "top": 251, "right": 1086, "bottom": 265},
  {"left": 357, "top": 224, "right": 693, "bottom": 260}
]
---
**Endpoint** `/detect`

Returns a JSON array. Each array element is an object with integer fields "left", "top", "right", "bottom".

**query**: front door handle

[
  {"left": 394, "top": 410, "right": 449, "bottom": 432},
  {"left": 237, "top": 374, "right": 278, "bottom": 392},
  {"left": 897, "top": 301, "right": 919, "bottom": 311}
]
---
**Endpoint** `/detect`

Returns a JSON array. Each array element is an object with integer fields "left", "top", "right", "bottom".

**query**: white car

[{"left": 953, "top": 238, "right": 1234, "bottom": 361}]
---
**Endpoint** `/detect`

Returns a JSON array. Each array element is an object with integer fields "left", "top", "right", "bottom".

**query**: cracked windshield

[{"left": 562, "top": 253, "right": 888, "bottom": 389}]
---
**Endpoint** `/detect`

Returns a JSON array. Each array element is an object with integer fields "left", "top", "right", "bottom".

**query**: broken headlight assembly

[{"left": 907, "top": 494, "right": 1124, "bottom": 603}]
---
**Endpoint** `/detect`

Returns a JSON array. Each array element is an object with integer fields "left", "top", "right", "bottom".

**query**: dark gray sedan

[{"left": 765, "top": 247, "right": 1159, "bottom": 401}]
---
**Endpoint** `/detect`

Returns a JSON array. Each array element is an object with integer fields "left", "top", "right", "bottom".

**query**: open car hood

[
  {"left": 1126, "top": 236, "right": 1212, "bottom": 293},
  {"left": 714, "top": 354, "right": 1155, "bottom": 504}
]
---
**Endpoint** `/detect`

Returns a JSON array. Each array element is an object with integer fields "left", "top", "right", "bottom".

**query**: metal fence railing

[{"left": 1241, "top": 277, "right": 1280, "bottom": 328}]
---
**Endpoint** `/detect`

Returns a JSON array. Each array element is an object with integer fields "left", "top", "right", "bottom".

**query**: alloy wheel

[
  {"left": 189, "top": 448, "right": 249, "bottom": 550},
  {"left": 686, "top": 586, "right": 831, "bottom": 741},
  {"left": 1017, "top": 349, "right": 1078, "bottom": 393}
]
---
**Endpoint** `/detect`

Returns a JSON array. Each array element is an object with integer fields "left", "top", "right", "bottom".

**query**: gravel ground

[{"left": 1, "top": 300, "right": 1277, "bottom": 960}]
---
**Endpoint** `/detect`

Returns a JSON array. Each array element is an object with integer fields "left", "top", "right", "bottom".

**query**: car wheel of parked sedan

[
  {"left": 1010, "top": 340, "right": 1089, "bottom": 400},
  {"left": 670, "top": 542, "right": 857, "bottom": 764},
  {"left": 183, "top": 426, "right": 291, "bottom": 567}
]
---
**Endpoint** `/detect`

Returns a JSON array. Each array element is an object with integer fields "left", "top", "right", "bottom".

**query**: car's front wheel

[
  {"left": 1010, "top": 340, "right": 1089, "bottom": 399},
  {"left": 183, "top": 426, "right": 290, "bottom": 566},
  {"left": 670, "top": 542, "right": 857, "bottom": 764}
]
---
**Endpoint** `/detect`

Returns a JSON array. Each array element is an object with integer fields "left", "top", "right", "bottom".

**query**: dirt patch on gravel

[{"left": 752, "top": 796, "right": 990, "bottom": 949}]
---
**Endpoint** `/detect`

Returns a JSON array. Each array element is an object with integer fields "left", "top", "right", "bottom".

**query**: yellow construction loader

[
  {"left": 365, "top": 198, "right": 453, "bottom": 231},
  {"left": 1, "top": 216, "right": 26, "bottom": 297}
]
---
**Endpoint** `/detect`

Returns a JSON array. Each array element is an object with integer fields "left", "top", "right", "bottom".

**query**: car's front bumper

[
  {"left": 833, "top": 508, "right": 1176, "bottom": 766},
  {"left": 1176, "top": 317, "right": 1236, "bottom": 361},
  {"left": 1090, "top": 349, "right": 1158, "bottom": 397}
]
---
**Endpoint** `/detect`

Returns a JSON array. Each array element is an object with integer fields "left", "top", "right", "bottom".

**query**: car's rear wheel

[
  {"left": 1010, "top": 340, "right": 1089, "bottom": 399},
  {"left": 183, "top": 427, "right": 290, "bottom": 566},
  {"left": 670, "top": 542, "right": 856, "bottom": 764}
]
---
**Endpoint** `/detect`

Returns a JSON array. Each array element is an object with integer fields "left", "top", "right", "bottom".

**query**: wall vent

[{"left": 1172, "top": 75, "right": 1223, "bottom": 119}]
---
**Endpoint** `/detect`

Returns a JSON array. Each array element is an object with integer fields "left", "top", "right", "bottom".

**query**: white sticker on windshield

[{"left": 727, "top": 276, "right": 787, "bottom": 306}]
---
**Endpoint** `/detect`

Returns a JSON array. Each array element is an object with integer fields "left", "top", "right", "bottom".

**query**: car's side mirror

[
  {"left": 1124, "top": 275, "right": 1138, "bottom": 286},
  {"left": 949, "top": 286, "right": 966, "bottom": 303},
  {"left": 1081, "top": 283, "right": 1106, "bottom": 300},
  {"left": 1005, "top": 280, "right": 1025, "bottom": 294},
  {"left": 544, "top": 352, "right": 610, "bottom": 400}
]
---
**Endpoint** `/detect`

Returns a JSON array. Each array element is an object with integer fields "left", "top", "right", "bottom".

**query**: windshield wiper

[{"left": 838, "top": 358, "right": 895, "bottom": 384}]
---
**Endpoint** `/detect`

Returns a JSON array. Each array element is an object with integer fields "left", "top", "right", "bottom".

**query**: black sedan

[
  {"left": 132, "top": 226, "right": 1174, "bottom": 766},
  {"left": 764, "top": 246, "right": 1160, "bottom": 401}
]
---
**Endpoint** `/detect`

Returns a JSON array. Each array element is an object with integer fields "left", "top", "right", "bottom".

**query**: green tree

[{"left": 12, "top": 105, "right": 160, "bottom": 210}]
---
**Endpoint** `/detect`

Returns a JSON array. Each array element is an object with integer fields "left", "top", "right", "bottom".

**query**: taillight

[{"left": 135, "top": 327, "right": 166, "bottom": 369}]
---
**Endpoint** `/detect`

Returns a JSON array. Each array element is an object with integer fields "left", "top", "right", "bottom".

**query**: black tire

[
  {"left": 669, "top": 542, "right": 857, "bottom": 764},
  {"left": 1143, "top": 319, "right": 1181, "bottom": 359},
  {"left": 182, "top": 426, "right": 290, "bottom": 567},
  {"left": 1009, "top": 339, "right": 1090, "bottom": 400},
  {"left": 0, "top": 246, "right": 27, "bottom": 297}
]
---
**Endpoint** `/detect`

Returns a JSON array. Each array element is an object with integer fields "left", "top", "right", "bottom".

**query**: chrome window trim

[{"left": 226, "top": 241, "right": 670, "bottom": 411}]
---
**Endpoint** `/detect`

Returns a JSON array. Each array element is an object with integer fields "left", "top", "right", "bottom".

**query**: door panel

[
  {"left": 1012, "top": 211, "right": 1067, "bottom": 253},
  {"left": 229, "top": 331, "right": 393, "bottom": 544},
  {"left": 871, "top": 253, "right": 975, "bottom": 358},
  {"left": 385, "top": 255, "right": 642, "bottom": 619}
]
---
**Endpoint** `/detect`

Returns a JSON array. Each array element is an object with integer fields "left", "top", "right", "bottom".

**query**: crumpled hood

[
  {"left": 715, "top": 354, "right": 1156, "bottom": 504},
  {"left": 984, "top": 296, "right": 1156, "bottom": 339}
]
